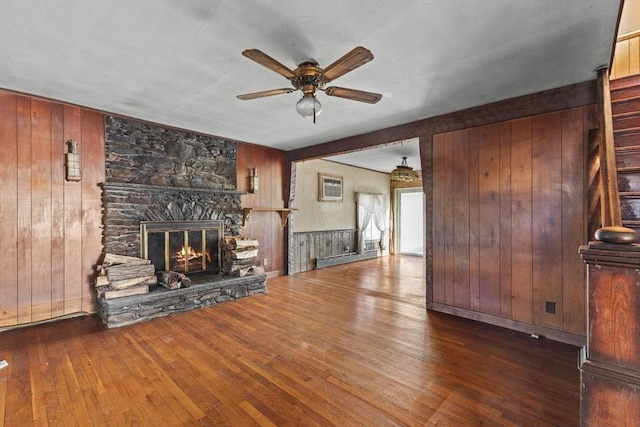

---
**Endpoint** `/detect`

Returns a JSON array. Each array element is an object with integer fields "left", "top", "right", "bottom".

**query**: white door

[{"left": 395, "top": 188, "right": 424, "bottom": 256}]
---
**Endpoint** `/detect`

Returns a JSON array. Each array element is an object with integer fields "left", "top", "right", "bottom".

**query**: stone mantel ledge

[{"left": 100, "top": 181, "right": 246, "bottom": 196}]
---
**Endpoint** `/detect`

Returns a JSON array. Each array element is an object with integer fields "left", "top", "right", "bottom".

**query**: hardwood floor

[{"left": 0, "top": 256, "right": 580, "bottom": 426}]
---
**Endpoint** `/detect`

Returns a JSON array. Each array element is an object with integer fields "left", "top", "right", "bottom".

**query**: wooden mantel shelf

[{"left": 242, "top": 208, "right": 298, "bottom": 227}]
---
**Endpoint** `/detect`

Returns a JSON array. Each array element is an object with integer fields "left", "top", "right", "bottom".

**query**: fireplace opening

[{"left": 140, "top": 220, "right": 224, "bottom": 276}]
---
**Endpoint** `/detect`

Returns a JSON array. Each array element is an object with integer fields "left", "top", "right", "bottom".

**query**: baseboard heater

[{"left": 315, "top": 250, "right": 378, "bottom": 269}]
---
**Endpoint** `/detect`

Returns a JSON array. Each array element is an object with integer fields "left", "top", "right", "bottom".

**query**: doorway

[{"left": 394, "top": 187, "right": 424, "bottom": 256}]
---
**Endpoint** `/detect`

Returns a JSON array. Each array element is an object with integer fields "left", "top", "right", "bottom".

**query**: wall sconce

[
  {"left": 65, "top": 139, "right": 82, "bottom": 181},
  {"left": 249, "top": 168, "right": 260, "bottom": 193}
]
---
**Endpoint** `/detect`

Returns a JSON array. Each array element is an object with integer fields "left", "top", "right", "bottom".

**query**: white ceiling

[
  {"left": 0, "top": 0, "right": 620, "bottom": 173},
  {"left": 325, "top": 138, "right": 421, "bottom": 174}
]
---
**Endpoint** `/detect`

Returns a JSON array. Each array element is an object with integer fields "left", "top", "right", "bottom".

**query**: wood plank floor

[{"left": 0, "top": 255, "right": 580, "bottom": 426}]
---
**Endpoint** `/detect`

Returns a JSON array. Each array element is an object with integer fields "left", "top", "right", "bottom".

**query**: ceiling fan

[{"left": 236, "top": 46, "right": 382, "bottom": 122}]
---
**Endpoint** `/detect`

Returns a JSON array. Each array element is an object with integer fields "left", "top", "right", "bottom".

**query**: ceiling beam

[{"left": 286, "top": 79, "right": 597, "bottom": 163}]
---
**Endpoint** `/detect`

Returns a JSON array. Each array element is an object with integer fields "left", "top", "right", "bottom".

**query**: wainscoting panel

[{"left": 290, "top": 229, "right": 358, "bottom": 274}]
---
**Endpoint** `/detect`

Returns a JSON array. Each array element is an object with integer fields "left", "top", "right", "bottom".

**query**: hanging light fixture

[
  {"left": 390, "top": 156, "right": 419, "bottom": 182},
  {"left": 295, "top": 84, "right": 322, "bottom": 123}
]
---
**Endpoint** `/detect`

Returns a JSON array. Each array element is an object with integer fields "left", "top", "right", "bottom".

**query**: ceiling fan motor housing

[{"left": 291, "top": 62, "right": 325, "bottom": 92}]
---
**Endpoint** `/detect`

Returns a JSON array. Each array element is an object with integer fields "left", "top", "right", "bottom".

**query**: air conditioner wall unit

[{"left": 318, "top": 173, "right": 343, "bottom": 201}]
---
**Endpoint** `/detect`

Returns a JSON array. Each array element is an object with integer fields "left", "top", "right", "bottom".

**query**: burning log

[{"left": 95, "top": 253, "right": 157, "bottom": 299}]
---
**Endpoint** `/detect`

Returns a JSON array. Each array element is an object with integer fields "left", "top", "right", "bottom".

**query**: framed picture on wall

[{"left": 318, "top": 173, "right": 343, "bottom": 201}]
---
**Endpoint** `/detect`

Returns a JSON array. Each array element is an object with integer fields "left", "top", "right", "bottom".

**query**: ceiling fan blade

[
  {"left": 320, "top": 46, "right": 374, "bottom": 82},
  {"left": 324, "top": 86, "right": 382, "bottom": 104},
  {"left": 237, "top": 88, "right": 295, "bottom": 100},
  {"left": 241, "top": 49, "right": 296, "bottom": 80}
]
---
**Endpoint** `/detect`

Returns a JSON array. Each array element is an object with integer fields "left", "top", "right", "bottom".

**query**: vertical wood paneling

[
  {"left": 63, "top": 106, "right": 83, "bottom": 314},
  {"left": 452, "top": 130, "right": 470, "bottom": 309},
  {"left": 0, "top": 90, "right": 105, "bottom": 327},
  {"left": 612, "top": 39, "right": 631, "bottom": 79},
  {"left": 0, "top": 91, "right": 19, "bottom": 326},
  {"left": 510, "top": 117, "right": 533, "bottom": 323},
  {"left": 290, "top": 229, "right": 358, "bottom": 273},
  {"left": 431, "top": 106, "right": 589, "bottom": 335},
  {"left": 561, "top": 107, "right": 586, "bottom": 335},
  {"left": 80, "top": 110, "right": 105, "bottom": 312},
  {"left": 16, "top": 95, "right": 33, "bottom": 323},
  {"left": 478, "top": 123, "right": 501, "bottom": 316},
  {"left": 612, "top": 35, "right": 640, "bottom": 80},
  {"left": 443, "top": 132, "right": 454, "bottom": 306},
  {"left": 632, "top": 37, "right": 640, "bottom": 75},
  {"left": 532, "top": 112, "right": 563, "bottom": 329},
  {"left": 237, "top": 143, "right": 286, "bottom": 275},
  {"left": 499, "top": 122, "right": 512, "bottom": 318},
  {"left": 468, "top": 128, "right": 480, "bottom": 311},
  {"left": 50, "top": 103, "right": 65, "bottom": 317},
  {"left": 431, "top": 134, "right": 445, "bottom": 304},
  {"left": 30, "top": 99, "right": 53, "bottom": 322}
]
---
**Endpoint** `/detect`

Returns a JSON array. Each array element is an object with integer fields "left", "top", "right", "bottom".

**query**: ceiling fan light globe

[{"left": 296, "top": 96, "right": 322, "bottom": 118}]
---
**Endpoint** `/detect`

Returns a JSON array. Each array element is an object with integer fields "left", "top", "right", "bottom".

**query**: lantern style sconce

[
  {"left": 249, "top": 168, "right": 260, "bottom": 193},
  {"left": 65, "top": 139, "right": 82, "bottom": 181}
]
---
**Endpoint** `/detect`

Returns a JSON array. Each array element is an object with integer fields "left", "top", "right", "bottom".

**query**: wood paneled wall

[
  {"left": 611, "top": 31, "right": 640, "bottom": 80},
  {"left": 431, "top": 106, "right": 595, "bottom": 340},
  {"left": 290, "top": 229, "right": 358, "bottom": 273},
  {"left": 236, "top": 143, "right": 287, "bottom": 276},
  {"left": 0, "top": 89, "right": 105, "bottom": 327}
]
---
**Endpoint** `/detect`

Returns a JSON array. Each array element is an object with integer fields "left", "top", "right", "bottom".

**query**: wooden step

[
  {"left": 615, "top": 144, "right": 640, "bottom": 154},
  {"left": 619, "top": 191, "right": 640, "bottom": 198},
  {"left": 616, "top": 153, "right": 640, "bottom": 170},
  {"left": 613, "top": 111, "right": 640, "bottom": 130},
  {"left": 612, "top": 95, "right": 640, "bottom": 115},
  {"left": 614, "top": 127, "right": 640, "bottom": 147},
  {"left": 620, "top": 198, "right": 640, "bottom": 221},
  {"left": 611, "top": 74, "right": 640, "bottom": 99},
  {"left": 617, "top": 161, "right": 640, "bottom": 191}
]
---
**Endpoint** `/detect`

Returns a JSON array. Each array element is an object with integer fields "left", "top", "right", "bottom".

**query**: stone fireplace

[{"left": 97, "top": 116, "right": 266, "bottom": 328}]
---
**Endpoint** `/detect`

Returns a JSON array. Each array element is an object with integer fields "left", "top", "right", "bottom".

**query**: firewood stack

[
  {"left": 96, "top": 253, "right": 157, "bottom": 299},
  {"left": 222, "top": 236, "right": 265, "bottom": 277},
  {"left": 156, "top": 271, "right": 191, "bottom": 290}
]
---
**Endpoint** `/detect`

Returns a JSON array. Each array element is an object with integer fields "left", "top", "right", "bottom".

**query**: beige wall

[
  {"left": 619, "top": 0, "right": 640, "bottom": 35},
  {"left": 611, "top": 0, "right": 640, "bottom": 79},
  {"left": 291, "top": 159, "right": 390, "bottom": 233}
]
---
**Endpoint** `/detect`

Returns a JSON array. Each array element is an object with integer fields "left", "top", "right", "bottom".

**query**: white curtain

[{"left": 356, "top": 192, "right": 389, "bottom": 254}]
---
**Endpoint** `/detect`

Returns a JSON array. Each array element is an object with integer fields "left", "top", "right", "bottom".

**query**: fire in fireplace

[{"left": 140, "top": 220, "right": 224, "bottom": 275}]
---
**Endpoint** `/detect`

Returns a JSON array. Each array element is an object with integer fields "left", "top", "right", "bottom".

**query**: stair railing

[{"left": 596, "top": 68, "right": 622, "bottom": 227}]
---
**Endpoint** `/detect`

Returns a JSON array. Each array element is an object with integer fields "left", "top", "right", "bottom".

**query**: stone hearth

[{"left": 97, "top": 274, "right": 267, "bottom": 328}]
